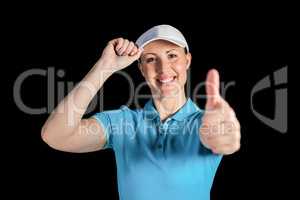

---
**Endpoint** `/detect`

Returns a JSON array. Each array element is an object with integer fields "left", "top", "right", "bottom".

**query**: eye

[
  {"left": 168, "top": 53, "right": 178, "bottom": 59},
  {"left": 145, "top": 57, "right": 155, "bottom": 63}
]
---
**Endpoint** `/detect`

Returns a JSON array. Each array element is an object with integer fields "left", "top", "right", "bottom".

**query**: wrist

[{"left": 95, "top": 59, "right": 118, "bottom": 74}]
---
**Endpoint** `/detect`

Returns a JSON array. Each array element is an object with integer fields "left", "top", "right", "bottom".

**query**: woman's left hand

[{"left": 199, "top": 69, "right": 241, "bottom": 155}]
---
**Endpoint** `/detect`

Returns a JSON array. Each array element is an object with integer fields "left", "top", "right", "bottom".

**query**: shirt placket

[{"left": 156, "top": 118, "right": 171, "bottom": 151}]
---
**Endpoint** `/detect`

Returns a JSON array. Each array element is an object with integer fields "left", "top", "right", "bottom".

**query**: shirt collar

[{"left": 143, "top": 98, "right": 202, "bottom": 122}]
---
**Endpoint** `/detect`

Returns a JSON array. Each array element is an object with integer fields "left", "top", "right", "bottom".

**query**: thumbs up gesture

[{"left": 199, "top": 69, "right": 241, "bottom": 155}]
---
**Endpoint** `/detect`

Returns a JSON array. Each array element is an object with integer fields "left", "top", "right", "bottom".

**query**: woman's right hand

[{"left": 97, "top": 38, "right": 143, "bottom": 72}]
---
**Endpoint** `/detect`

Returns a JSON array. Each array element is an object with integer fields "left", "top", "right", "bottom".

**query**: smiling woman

[
  {"left": 138, "top": 40, "right": 191, "bottom": 103},
  {"left": 41, "top": 24, "right": 240, "bottom": 200}
]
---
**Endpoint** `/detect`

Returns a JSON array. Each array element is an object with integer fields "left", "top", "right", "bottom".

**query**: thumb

[{"left": 205, "top": 69, "right": 221, "bottom": 109}]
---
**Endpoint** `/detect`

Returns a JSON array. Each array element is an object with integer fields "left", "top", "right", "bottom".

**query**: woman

[{"left": 41, "top": 25, "right": 241, "bottom": 200}]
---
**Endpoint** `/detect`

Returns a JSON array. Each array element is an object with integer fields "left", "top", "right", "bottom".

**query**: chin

[
  {"left": 159, "top": 88, "right": 181, "bottom": 98},
  {"left": 150, "top": 81, "right": 184, "bottom": 98}
]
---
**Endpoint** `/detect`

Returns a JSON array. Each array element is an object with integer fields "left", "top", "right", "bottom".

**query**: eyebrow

[
  {"left": 142, "top": 49, "right": 178, "bottom": 56},
  {"left": 166, "top": 49, "right": 177, "bottom": 53}
]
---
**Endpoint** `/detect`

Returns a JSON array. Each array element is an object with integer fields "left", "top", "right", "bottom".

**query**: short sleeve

[
  {"left": 92, "top": 111, "right": 113, "bottom": 149},
  {"left": 92, "top": 106, "right": 131, "bottom": 150}
]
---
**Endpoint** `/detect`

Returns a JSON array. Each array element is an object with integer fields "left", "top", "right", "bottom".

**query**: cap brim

[{"left": 136, "top": 37, "right": 188, "bottom": 51}]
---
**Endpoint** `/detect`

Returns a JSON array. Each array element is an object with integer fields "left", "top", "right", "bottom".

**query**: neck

[{"left": 152, "top": 91, "right": 187, "bottom": 122}]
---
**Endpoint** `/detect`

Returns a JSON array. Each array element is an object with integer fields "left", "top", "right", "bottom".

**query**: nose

[{"left": 156, "top": 58, "right": 172, "bottom": 74}]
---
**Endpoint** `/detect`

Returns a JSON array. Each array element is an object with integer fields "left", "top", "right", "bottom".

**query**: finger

[
  {"left": 118, "top": 39, "right": 130, "bottom": 55},
  {"left": 203, "top": 135, "right": 232, "bottom": 152},
  {"left": 201, "top": 111, "right": 225, "bottom": 125},
  {"left": 129, "top": 46, "right": 138, "bottom": 56},
  {"left": 200, "top": 134, "right": 232, "bottom": 151},
  {"left": 225, "top": 107, "right": 237, "bottom": 120},
  {"left": 205, "top": 69, "right": 221, "bottom": 109},
  {"left": 123, "top": 41, "right": 135, "bottom": 56},
  {"left": 202, "top": 106, "right": 235, "bottom": 124},
  {"left": 212, "top": 143, "right": 240, "bottom": 155},
  {"left": 115, "top": 38, "right": 124, "bottom": 51},
  {"left": 201, "top": 119, "right": 239, "bottom": 138},
  {"left": 108, "top": 38, "right": 123, "bottom": 57},
  {"left": 129, "top": 47, "right": 143, "bottom": 61},
  {"left": 205, "top": 134, "right": 233, "bottom": 145},
  {"left": 212, "top": 145, "right": 232, "bottom": 155}
]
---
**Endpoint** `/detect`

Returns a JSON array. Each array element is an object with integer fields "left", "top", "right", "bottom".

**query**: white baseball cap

[{"left": 135, "top": 24, "right": 189, "bottom": 52}]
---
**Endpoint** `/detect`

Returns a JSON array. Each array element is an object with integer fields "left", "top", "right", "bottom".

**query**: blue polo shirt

[{"left": 93, "top": 98, "right": 222, "bottom": 200}]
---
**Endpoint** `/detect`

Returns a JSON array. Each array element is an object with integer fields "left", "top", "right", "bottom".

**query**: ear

[{"left": 185, "top": 52, "right": 192, "bottom": 70}]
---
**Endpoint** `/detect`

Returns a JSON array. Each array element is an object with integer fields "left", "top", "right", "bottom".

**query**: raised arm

[{"left": 41, "top": 38, "right": 142, "bottom": 152}]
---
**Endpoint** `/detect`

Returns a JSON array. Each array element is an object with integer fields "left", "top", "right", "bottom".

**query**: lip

[{"left": 156, "top": 76, "right": 177, "bottom": 84}]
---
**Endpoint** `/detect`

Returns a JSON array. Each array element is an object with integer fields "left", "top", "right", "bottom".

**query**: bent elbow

[
  {"left": 41, "top": 126, "right": 61, "bottom": 150},
  {"left": 41, "top": 125, "right": 54, "bottom": 147},
  {"left": 41, "top": 126, "right": 76, "bottom": 152}
]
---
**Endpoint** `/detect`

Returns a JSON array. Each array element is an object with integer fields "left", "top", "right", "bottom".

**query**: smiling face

[{"left": 138, "top": 40, "right": 192, "bottom": 98}]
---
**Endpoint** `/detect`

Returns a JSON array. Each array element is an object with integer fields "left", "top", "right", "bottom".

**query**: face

[{"left": 139, "top": 40, "right": 192, "bottom": 98}]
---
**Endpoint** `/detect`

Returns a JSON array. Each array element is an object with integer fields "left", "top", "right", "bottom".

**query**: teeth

[{"left": 159, "top": 77, "right": 174, "bottom": 83}]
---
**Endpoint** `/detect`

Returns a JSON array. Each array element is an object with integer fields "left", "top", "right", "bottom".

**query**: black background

[{"left": 4, "top": 2, "right": 296, "bottom": 199}]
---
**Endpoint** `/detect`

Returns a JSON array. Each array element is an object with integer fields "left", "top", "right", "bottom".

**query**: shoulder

[
  {"left": 119, "top": 105, "right": 145, "bottom": 123},
  {"left": 93, "top": 105, "right": 144, "bottom": 122}
]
